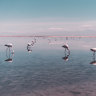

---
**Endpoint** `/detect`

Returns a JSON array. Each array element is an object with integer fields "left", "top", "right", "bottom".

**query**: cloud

[
  {"left": 48, "top": 27, "right": 65, "bottom": 31},
  {"left": 1, "top": 20, "right": 96, "bottom": 35}
]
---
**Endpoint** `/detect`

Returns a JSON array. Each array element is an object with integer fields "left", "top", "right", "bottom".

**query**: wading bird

[
  {"left": 27, "top": 43, "right": 32, "bottom": 52},
  {"left": 90, "top": 48, "right": 96, "bottom": 56},
  {"left": 62, "top": 44, "right": 69, "bottom": 50},
  {"left": 90, "top": 48, "right": 96, "bottom": 52},
  {"left": 5, "top": 43, "right": 13, "bottom": 48},
  {"left": 90, "top": 48, "right": 96, "bottom": 65},
  {"left": 62, "top": 43, "right": 70, "bottom": 61},
  {"left": 5, "top": 43, "right": 14, "bottom": 63},
  {"left": 5, "top": 43, "right": 14, "bottom": 54}
]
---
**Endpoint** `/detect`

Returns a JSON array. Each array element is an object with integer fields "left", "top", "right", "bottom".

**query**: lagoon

[{"left": 0, "top": 37, "right": 96, "bottom": 96}]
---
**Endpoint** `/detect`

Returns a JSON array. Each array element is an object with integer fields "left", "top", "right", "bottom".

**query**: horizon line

[{"left": 0, "top": 35, "right": 96, "bottom": 38}]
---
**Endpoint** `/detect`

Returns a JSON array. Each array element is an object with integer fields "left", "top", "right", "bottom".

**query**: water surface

[{"left": 0, "top": 37, "right": 96, "bottom": 96}]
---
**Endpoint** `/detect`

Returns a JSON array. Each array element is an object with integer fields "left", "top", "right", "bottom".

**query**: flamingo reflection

[
  {"left": 5, "top": 58, "right": 13, "bottom": 63},
  {"left": 62, "top": 54, "right": 70, "bottom": 61}
]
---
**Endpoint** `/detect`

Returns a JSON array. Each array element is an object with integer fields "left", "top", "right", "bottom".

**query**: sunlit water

[{"left": 0, "top": 37, "right": 96, "bottom": 96}]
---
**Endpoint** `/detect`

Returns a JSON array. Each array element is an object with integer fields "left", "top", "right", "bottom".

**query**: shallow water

[{"left": 0, "top": 37, "right": 96, "bottom": 96}]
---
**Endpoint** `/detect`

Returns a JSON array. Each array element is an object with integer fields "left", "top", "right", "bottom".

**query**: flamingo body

[
  {"left": 5, "top": 43, "right": 13, "bottom": 47},
  {"left": 62, "top": 44, "right": 69, "bottom": 49},
  {"left": 27, "top": 43, "right": 32, "bottom": 46},
  {"left": 90, "top": 48, "right": 96, "bottom": 52}
]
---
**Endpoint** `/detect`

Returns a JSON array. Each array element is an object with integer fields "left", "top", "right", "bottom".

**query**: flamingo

[
  {"left": 90, "top": 48, "right": 96, "bottom": 56},
  {"left": 27, "top": 43, "right": 32, "bottom": 46},
  {"left": 62, "top": 43, "right": 70, "bottom": 61},
  {"left": 31, "top": 41, "right": 34, "bottom": 45},
  {"left": 90, "top": 48, "right": 96, "bottom": 52},
  {"left": 5, "top": 43, "right": 14, "bottom": 54},
  {"left": 5, "top": 43, "right": 13, "bottom": 47},
  {"left": 62, "top": 44, "right": 69, "bottom": 50},
  {"left": 90, "top": 48, "right": 96, "bottom": 65},
  {"left": 27, "top": 43, "right": 32, "bottom": 52}
]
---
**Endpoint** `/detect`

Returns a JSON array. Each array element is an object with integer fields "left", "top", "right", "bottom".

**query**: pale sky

[{"left": 0, "top": 0, "right": 96, "bottom": 35}]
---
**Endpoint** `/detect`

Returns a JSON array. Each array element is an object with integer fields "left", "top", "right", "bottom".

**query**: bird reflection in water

[
  {"left": 62, "top": 44, "right": 70, "bottom": 61},
  {"left": 90, "top": 48, "right": 96, "bottom": 65},
  {"left": 4, "top": 43, "right": 14, "bottom": 63},
  {"left": 62, "top": 54, "right": 70, "bottom": 61}
]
